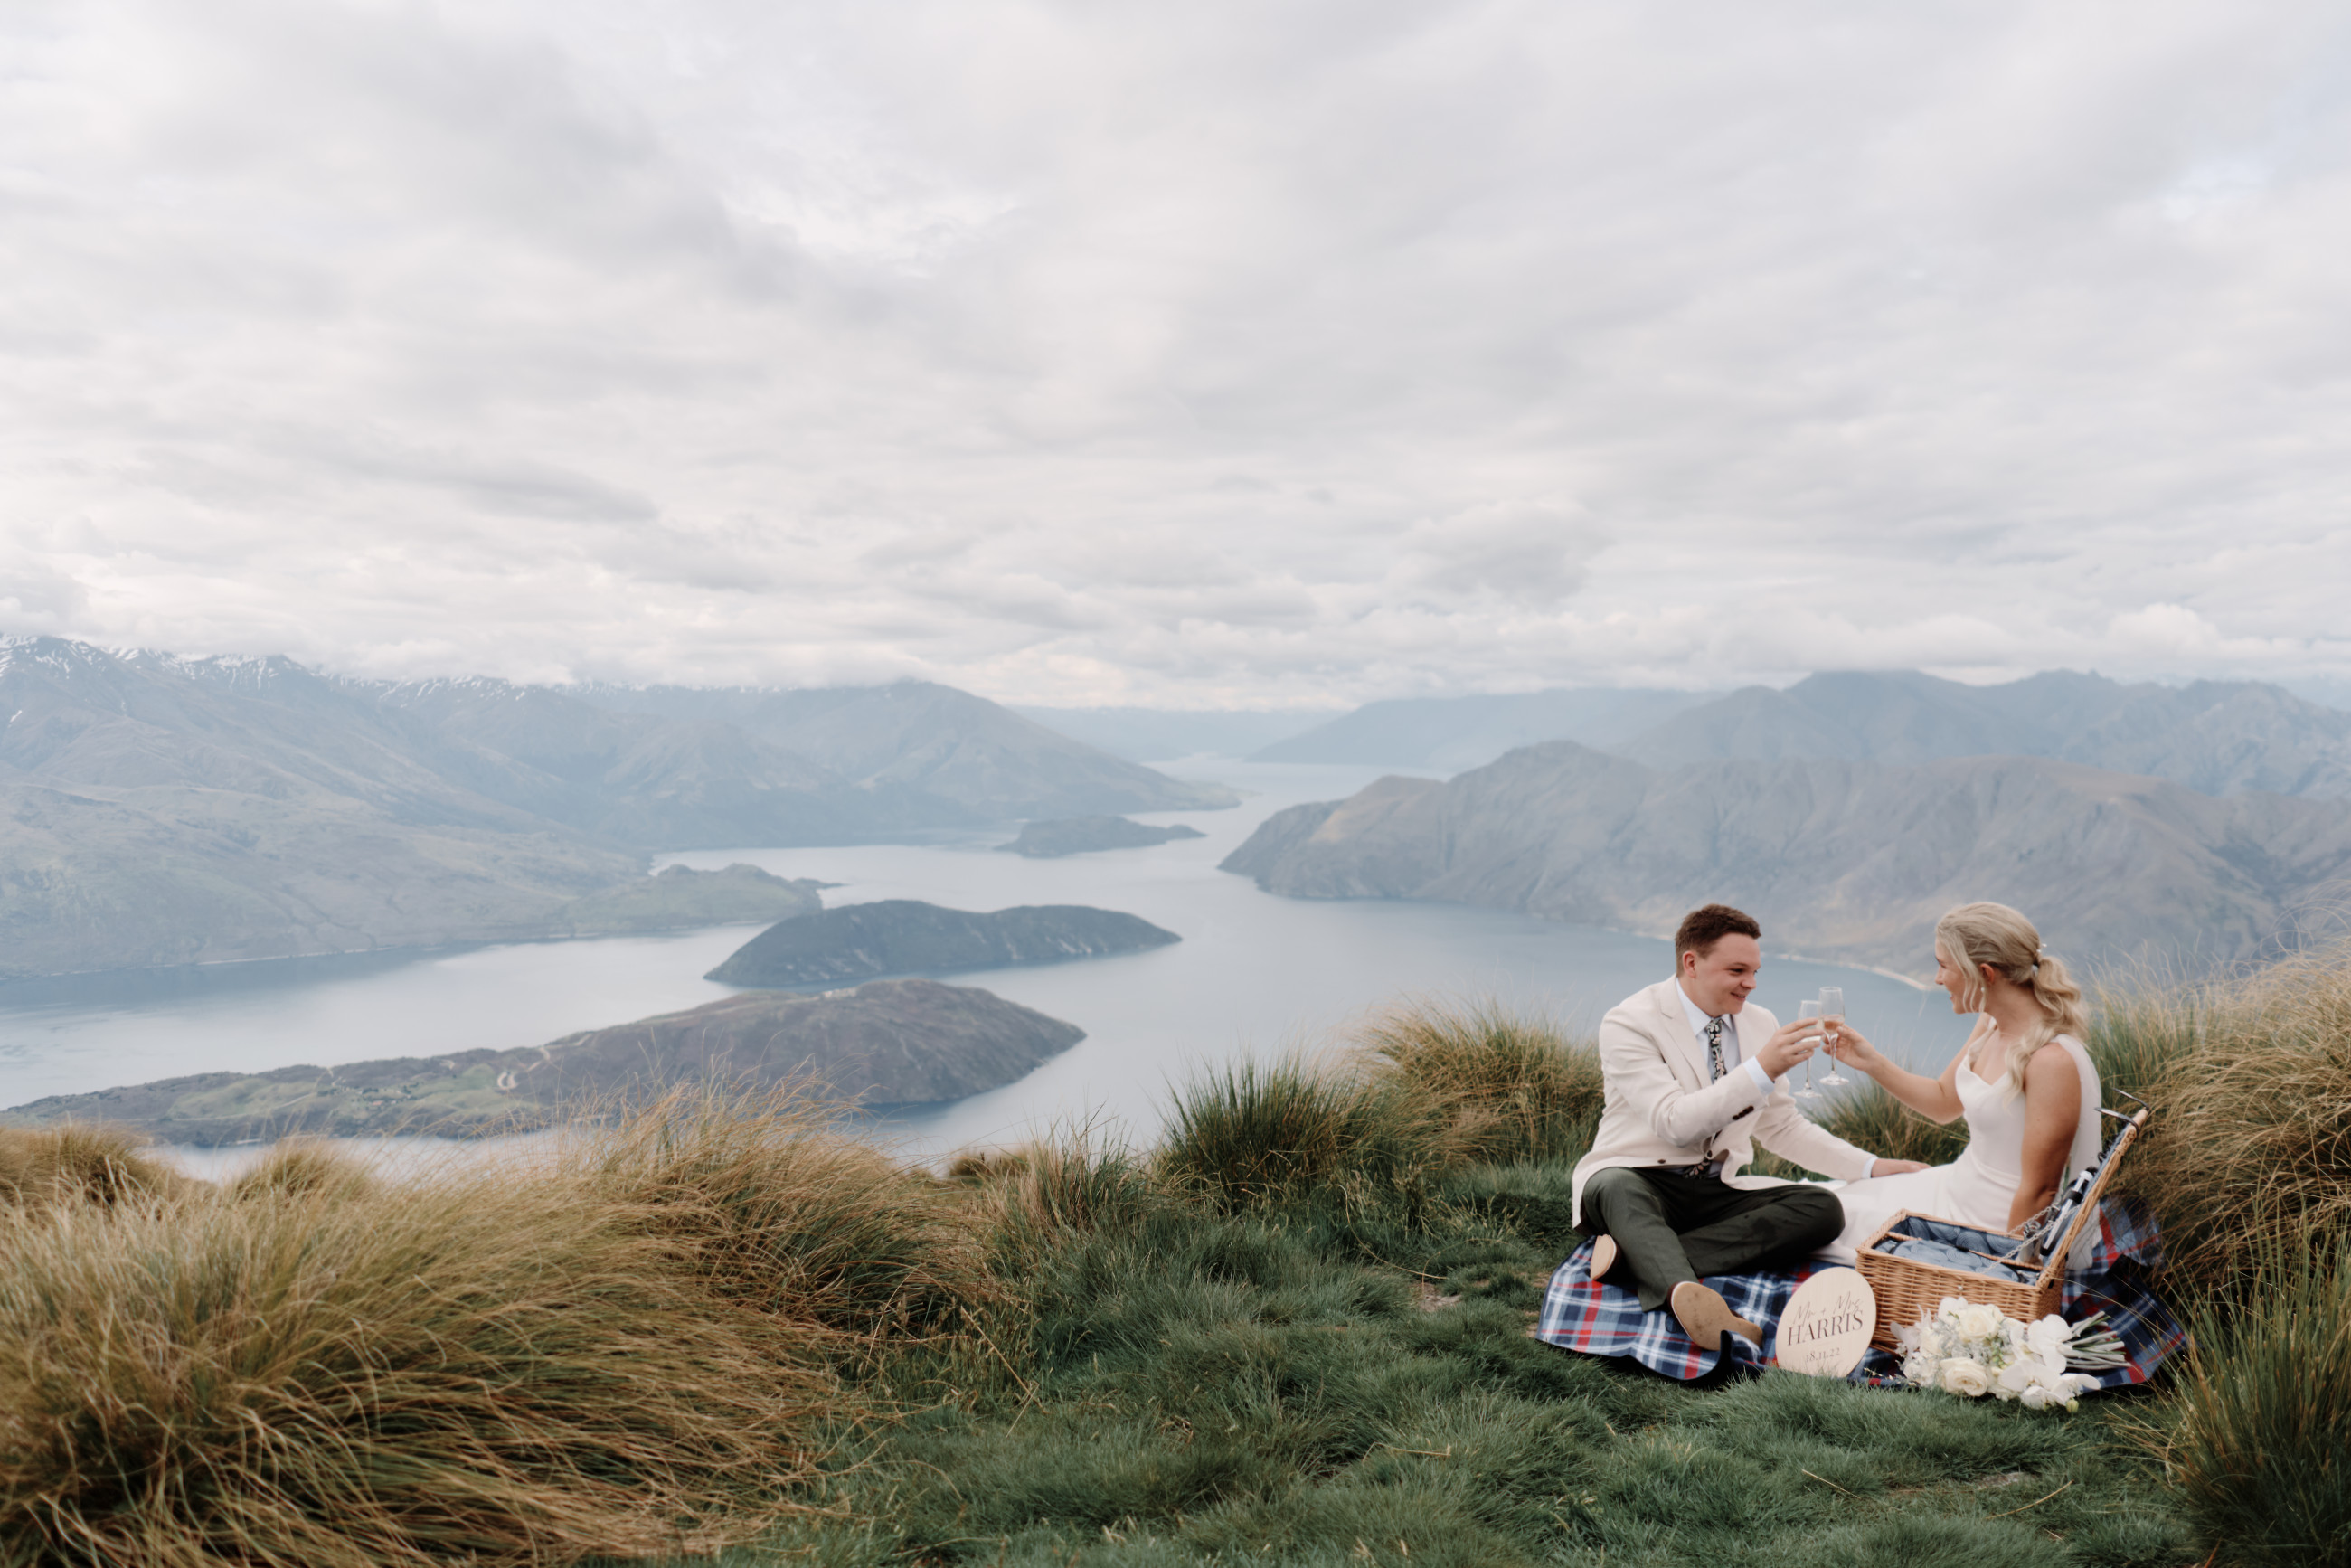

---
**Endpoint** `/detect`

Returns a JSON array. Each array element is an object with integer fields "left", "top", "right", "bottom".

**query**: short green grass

[{"left": 708, "top": 1157, "right": 2198, "bottom": 1567}]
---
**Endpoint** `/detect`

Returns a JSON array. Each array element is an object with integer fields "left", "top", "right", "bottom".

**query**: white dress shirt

[{"left": 1676, "top": 981, "right": 1777, "bottom": 1097}]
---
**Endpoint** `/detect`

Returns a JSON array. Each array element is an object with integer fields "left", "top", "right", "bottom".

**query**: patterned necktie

[{"left": 1704, "top": 1015, "right": 1728, "bottom": 1082}]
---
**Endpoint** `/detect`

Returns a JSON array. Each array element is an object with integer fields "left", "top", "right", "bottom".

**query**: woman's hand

[{"left": 1824, "top": 1018, "right": 1889, "bottom": 1075}]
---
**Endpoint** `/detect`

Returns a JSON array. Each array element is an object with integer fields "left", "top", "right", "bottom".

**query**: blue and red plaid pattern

[{"left": 1534, "top": 1196, "right": 2186, "bottom": 1388}]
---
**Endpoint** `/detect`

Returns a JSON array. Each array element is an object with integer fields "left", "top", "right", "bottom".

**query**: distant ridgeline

[
  {"left": 706, "top": 901, "right": 1182, "bottom": 987},
  {"left": 0, "top": 979, "right": 1085, "bottom": 1143},
  {"left": 0, "top": 637, "right": 1232, "bottom": 979},
  {"left": 1252, "top": 668, "right": 2351, "bottom": 796}
]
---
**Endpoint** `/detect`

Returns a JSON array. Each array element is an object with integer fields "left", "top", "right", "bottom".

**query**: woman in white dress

[{"left": 1823, "top": 902, "right": 2104, "bottom": 1265}]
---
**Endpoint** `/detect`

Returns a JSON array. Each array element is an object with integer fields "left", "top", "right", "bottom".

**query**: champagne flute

[
  {"left": 1817, "top": 987, "right": 1850, "bottom": 1087},
  {"left": 1794, "top": 999, "right": 1824, "bottom": 1100}
]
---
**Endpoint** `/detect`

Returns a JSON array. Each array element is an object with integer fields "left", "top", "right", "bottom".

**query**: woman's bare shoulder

[{"left": 2021, "top": 1038, "right": 2085, "bottom": 1092}]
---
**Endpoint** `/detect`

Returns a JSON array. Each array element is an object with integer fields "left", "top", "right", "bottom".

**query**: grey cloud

[
  {"left": 3, "top": 0, "right": 2349, "bottom": 703},
  {"left": 1398, "top": 505, "right": 1610, "bottom": 609}
]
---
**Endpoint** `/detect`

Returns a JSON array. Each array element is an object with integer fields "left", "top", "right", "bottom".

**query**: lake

[{"left": 0, "top": 760, "right": 1973, "bottom": 1171}]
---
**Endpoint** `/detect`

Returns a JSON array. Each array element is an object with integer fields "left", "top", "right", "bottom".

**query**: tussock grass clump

[
  {"left": 2133, "top": 1230, "right": 2351, "bottom": 1567},
  {"left": 1815, "top": 1080, "right": 1971, "bottom": 1169},
  {"left": 0, "top": 1124, "right": 181, "bottom": 1211},
  {"left": 1157, "top": 1001, "right": 1603, "bottom": 1211},
  {"left": 0, "top": 1170, "right": 834, "bottom": 1568},
  {"left": 2105, "top": 937, "right": 2351, "bottom": 1293},
  {"left": 579, "top": 1086, "right": 992, "bottom": 1344},
  {"left": 1355, "top": 997, "right": 1603, "bottom": 1164},
  {"left": 977, "top": 1134, "right": 1161, "bottom": 1246},
  {"left": 226, "top": 1138, "right": 373, "bottom": 1203},
  {"left": 1157, "top": 1056, "right": 1458, "bottom": 1209},
  {"left": 2083, "top": 977, "right": 2205, "bottom": 1106}
]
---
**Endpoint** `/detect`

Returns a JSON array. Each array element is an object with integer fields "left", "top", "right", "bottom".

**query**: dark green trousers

[{"left": 1581, "top": 1166, "right": 1845, "bottom": 1311}]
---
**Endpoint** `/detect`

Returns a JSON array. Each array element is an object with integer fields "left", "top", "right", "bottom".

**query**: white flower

[
  {"left": 1903, "top": 1301, "right": 2100, "bottom": 1409},
  {"left": 1954, "top": 1303, "right": 2004, "bottom": 1343},
  {"left": 1940, "top": 1358, "right": 1993, "bottom": 1397}
]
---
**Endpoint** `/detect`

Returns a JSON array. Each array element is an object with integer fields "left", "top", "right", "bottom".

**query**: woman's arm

[
  {"left": 1825, "top": 1020, "right": 1969, "bottom": 1123},
  {"left": 2004, "top": 1042, "right": 2083, "bottom": 1233}
]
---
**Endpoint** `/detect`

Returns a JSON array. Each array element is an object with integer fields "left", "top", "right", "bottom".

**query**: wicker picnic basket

[{"left": 1855, "top": 1109, "right": 2148, "bottom": 1353}]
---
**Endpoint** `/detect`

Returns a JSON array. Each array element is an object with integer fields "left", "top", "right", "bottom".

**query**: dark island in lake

[
  {"left": 0, "top": 978, "right": 1084, "bottom": 1143},
  {"left": 996, "top": 815, "right": 1207, "bottom": 858},
  {"left": 705, "top": 900, "right": 1181, "bottom": 987}
]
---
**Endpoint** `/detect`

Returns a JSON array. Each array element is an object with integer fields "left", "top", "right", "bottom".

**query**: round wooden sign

[{"left": 1775, "top": 1267, "right": 1877, "bottom": 1378}]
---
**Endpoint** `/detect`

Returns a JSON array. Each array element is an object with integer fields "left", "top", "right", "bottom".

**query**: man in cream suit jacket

[{"left": 1572, "top": 903, "right": 1927, "bottom": 1350}]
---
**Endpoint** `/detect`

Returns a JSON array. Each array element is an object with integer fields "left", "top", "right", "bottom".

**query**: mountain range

[
  {"left": 1250, "top": 670, "right": 2351, "bottom": 798},
  {"left": 1614, "top": 670, "right": 2351, "bottom": 798},
  {"left": 0, "top": 638, "right": 1227, "bottom": 978},
  {"left": 1011, "top": 706, "right": 1337, "bottom": 762},
  {"left": 1221, "top": 742, "right": 2351, "bottom": 976},
  {"left": 1248, "top": 688, "right": 1717, "bottom": 772}
]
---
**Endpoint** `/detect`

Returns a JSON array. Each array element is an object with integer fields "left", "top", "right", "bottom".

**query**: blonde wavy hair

[{"left": 1934, "top": 902, "right": 2087, "bottom": 1094}]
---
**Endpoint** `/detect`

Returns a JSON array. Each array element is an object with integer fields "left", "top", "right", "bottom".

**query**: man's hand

[
  {"left": 1871, "top": 1158, "right": 1931, "bottom": 1177},
  {"left": 1756, "top": 1017, "right": 1826, "bottom": 1077}
]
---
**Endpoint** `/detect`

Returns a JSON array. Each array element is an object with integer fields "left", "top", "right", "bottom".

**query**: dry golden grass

[
  {"left": 0, "top": 1168, "right": 835, "bottom": 1568},
  {"left": 2084, "top": 967, "right": 2206, "bottom": 1107},
  {"left": 0, "top": 1124, "right": 184, "bottom": 1211},
  {"left": 0, "top": 1090, "right": 1007, "bottom": 1567},
  {"left": 226, "top": 1138, "right": 374, "bottom": 1203},
  {"left": 575, "top": 1084, "right": 995, "bottom": 1346},
  {"left": 2104, "top": 936, "right": 2351, "bottom": 1296}
]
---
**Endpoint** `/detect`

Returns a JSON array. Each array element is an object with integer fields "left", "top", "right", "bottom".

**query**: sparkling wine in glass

[
  {"left": 1795, "top": 999, "right": 1824, "bottom": 1100},
  {"left": 1817, "top": 987, "right": 1850, "bottom": 1087}
]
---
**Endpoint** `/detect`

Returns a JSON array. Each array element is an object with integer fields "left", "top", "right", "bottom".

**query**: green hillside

[{"left": 5, "top": 944, "right": 2346, "bottom": 1566}]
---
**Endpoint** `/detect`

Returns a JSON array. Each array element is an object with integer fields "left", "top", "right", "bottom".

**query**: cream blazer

[{"left": 1570, "top": 978, "right": 1878, "bottom": 1225}]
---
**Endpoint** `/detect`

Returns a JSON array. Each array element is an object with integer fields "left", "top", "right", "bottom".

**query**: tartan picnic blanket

[{"left": 1533, "top": 1195, "right": 2186, "bottom": 1388}]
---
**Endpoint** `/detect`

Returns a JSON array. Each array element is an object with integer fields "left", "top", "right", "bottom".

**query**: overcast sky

[{"left": 4, "top": 1, "right": 2348, "bottom": 706}]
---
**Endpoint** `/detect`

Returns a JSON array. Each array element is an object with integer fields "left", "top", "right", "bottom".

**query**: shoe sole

[{"left": 1670, "top": 1282, "right": 1763, "bottom": 1353}]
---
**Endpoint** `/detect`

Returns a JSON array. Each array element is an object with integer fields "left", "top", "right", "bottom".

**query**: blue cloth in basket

[{"left": 1870, "top": 1213, "right": 2041, "bottom": 1284}]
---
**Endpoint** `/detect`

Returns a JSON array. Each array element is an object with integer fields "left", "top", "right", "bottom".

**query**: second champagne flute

[{"left": 1818, "top": 987, "right": 1850, "bottom": 1087}]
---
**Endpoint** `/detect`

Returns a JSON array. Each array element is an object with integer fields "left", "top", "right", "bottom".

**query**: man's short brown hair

[{"left": 1675, "top": 902, "right": 1761, "bottom": 961}]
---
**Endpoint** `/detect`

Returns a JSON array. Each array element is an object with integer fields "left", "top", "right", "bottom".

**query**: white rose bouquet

[{"left": 1893, "top": 1297, "right": 2105, "bottom": 1411}]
